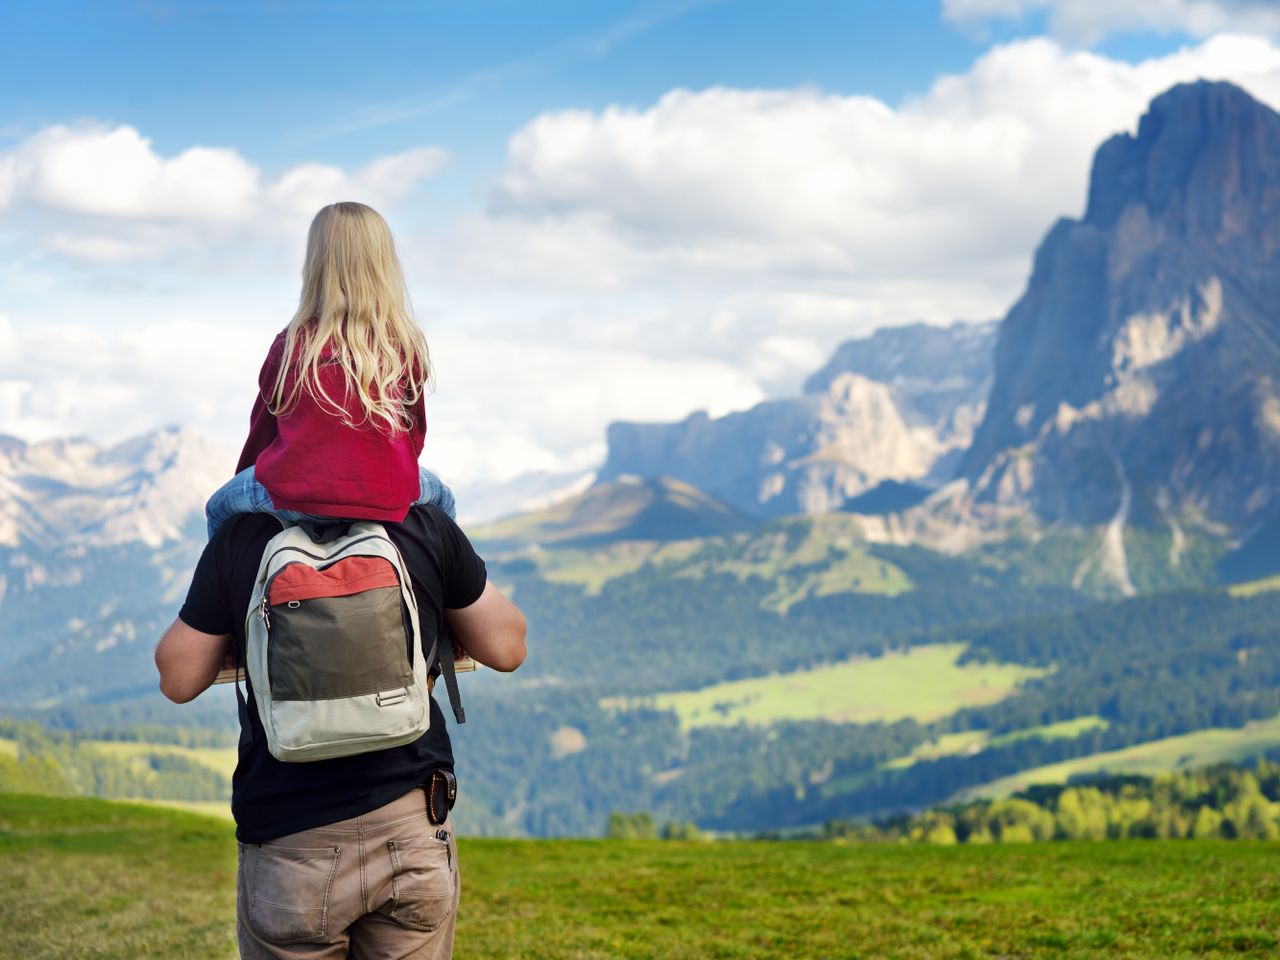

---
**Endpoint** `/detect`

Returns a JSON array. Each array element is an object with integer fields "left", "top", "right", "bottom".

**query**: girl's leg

[
  {"left": 205, "top": 466, "right": 276, "bottom": 540},
  {"left": 414, "top": 466, "right": 457, "bottom": 520}
]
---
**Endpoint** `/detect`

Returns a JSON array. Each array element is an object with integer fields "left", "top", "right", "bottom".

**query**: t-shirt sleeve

[
  {"left": 437, "top": 512, "right": 487, "bottom": 609},
  {"left": 178, "top": 535, "right": 234, "bottom": 635}
]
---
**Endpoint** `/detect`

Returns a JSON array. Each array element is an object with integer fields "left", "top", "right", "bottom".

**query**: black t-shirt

[{"left": 179, "top": 506, "right": 487, "bottom": 843}]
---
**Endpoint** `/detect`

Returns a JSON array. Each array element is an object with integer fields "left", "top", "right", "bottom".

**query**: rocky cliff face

[
  {"left": 600, "top": 322, "right": 995, "bottom": 518},
  {"left": 960, "top": 81, "right": 1280, "bottom": 533}
]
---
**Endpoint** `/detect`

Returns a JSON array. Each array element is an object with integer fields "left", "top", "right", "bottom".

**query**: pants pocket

[
  {"left": 246, "top": 843, "right": 342, "bottom": 944},
  {"left": 387, "top": 836, "right": 456, "bottom": 932}
]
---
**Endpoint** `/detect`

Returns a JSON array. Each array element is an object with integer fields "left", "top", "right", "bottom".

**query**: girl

[{"left": 205, "top": 201, "right": 454, "bottom": 537}]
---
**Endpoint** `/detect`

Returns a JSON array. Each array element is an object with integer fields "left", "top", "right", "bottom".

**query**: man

[{"left": 155, "top": 506, "right": 526, "bottom": 959}]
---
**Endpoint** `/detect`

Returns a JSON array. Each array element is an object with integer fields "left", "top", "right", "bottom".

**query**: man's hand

[
  {"left": 447, "top": 581, "right": 527, "bottom": 672},
  {"left": 155, "top": 618, "right": 231, "bottom": 703}
]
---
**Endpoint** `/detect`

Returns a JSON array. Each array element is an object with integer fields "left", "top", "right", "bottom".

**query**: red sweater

[{"left": 235, "top": 331, "right": 425, "bottom": 522}]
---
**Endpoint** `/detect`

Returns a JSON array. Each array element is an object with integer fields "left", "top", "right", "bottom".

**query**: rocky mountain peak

[
  {"left": 1085, "top": 80, "right": 1280, "bottom": 238},
  {"left": 960, "top": 80, "right": 1280, "bottom": 532}
]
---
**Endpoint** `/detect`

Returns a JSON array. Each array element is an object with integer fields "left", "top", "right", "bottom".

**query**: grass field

[
  {"left": 2, "top": 793, "right": 1277, "bottom": 959},
  {"left": 614, "top": 643, "right": 1045, "bottom": 729},
  {"left": 83, "top": 739, "right": 238, "bottom": 780},
  {"left": 882, "top": 716, "right": 1110, "bottom": 771},
  {"left": 961, "top": 714, "right": 1280, "bottom": 800}
]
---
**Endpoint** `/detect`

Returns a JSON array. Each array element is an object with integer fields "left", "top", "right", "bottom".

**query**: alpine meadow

[{"left": 3, "top": 5, "right": 1280, "bottom": 958}]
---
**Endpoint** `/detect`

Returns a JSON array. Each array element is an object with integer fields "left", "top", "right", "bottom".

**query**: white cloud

[
  {"left": 0, "top": 315, "right": 265, "bottom": 446},
  {"left": 942, "top": 0, "right": 1280, "bottom": 45},
  {"left": 0, "top": 124, "right": 449, "bottom": 265},
  {"left": 424, "top": 332, "right": 766, "bottom": 484},
  {"left": 446, "top": 34, "right": 1280, "bottom": 302}
]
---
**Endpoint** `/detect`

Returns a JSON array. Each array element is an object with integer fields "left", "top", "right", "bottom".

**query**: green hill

[{"left": 473, "top": 474, "right": 758, "bottom": 548}]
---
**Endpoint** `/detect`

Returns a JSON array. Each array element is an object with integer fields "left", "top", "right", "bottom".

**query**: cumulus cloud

[
  {"left": 424, "top": 331, "right": 766, "bottom": 483},
  {"left": 441, "top": 34, "right": 1280, "bottom": 300},
  {"left": 0, "top": 123, "right": 448, "bottom": 265},
  {"left": 942, "top": 0, "right": 1280, "bottom": 46},
  {"left": 0, "top": 313, "right": 265, "bottom": 446}
]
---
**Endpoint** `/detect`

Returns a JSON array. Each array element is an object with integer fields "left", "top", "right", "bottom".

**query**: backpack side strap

[{"left": 436, "top": 624, "right": 466, "bottom": 725}]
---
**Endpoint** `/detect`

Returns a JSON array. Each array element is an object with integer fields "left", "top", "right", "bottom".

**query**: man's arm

[
  {"left": 155, "top": 619, "right": 231, "bottom": 703},
  {"left": 447, "top": 581, "right": 526, "bottom": 673}
]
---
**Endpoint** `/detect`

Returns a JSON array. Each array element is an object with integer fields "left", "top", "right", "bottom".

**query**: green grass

[
  {"left": 609, "top": 644, "right": 1046, "bottom": 729},
  {"left": 460, "top": 838, "right": 1279, "bottom": 959},
  {"left": 4, "top": 793, "right": 1278, "bottom": 959},
  {"left": 961, "top": 715, "right": 1280, "bottom": 800},
  {"left": 0, "top": 793, "right": 237, "bottom": 959},
  {"left": 83, "top": 740, "right": 238, "bottom": 781},
  {"left": 0, "top": 737, "right": 17, "bottom": 759}
]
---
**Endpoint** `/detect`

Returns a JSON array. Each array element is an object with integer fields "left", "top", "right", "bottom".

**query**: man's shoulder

[
  {"left": 386, "top": 504, "right": 453, "bottom": 545},
  {"left": 207, "top": 514, "right": 284, "bottom": 564}
]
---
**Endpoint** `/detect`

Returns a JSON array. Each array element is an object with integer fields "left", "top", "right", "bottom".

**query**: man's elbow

[
  {"left": 490, "top": 615, "right": 528, "bottom": 673},
  {"left": 155, "top": 647, "right": 198, "bottom": 704},
  {"left": 158, "top": 677, "right": 199, "bottom": 704}
]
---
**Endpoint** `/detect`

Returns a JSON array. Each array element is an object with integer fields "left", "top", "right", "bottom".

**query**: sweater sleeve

[{"left": 235, "top": 334, "right": 286, "bottom": 474}]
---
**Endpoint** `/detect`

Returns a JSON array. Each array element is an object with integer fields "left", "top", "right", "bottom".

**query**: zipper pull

[{"left": 258, "top": 596, "right": 270, "bottom": 629}]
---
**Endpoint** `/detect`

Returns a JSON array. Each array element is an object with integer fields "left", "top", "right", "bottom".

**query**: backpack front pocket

[{"left": 266, "top": 558, "right": 414, "bottom": 702}]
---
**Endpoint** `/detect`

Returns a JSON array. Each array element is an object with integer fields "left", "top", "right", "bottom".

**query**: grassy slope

[
  {"left": 882, "top": 716, "right": 1111, "bottom": 771},
  {"left": 507, "top": 513, "right": 913, "bottom": 608},
  {"left": 3, "top": 794, "right": 1277, "bottom": 960},
  {"left": 613, "top": 643, "right": 1044, "bottom": 729},
  {"left": 960, "top": 715, "right": 1280, "bottom": 800},
  {"left": 84, "top": 740, "right": 238, "bottom": 780},
  {"left": 0, "top": 794, "right": 237, "bottom": 960}
]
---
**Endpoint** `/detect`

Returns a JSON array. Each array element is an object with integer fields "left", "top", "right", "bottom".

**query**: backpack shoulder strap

[{"left": 435, "top": 623, "right": 466, "bottom": 724}]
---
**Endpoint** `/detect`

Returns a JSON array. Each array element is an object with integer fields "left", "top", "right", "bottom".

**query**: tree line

[{"left": 822, "top": 761, "right": 1280, "bottom": 844}]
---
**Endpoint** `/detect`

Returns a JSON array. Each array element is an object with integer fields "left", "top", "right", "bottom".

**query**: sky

[{"left": 4, "top": 0, "right": 1280, "bottom": 519}]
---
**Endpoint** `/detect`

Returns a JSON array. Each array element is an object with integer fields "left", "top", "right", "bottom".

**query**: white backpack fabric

[{"left": 242, "top": 521, "right": 434, "bottom": 762}]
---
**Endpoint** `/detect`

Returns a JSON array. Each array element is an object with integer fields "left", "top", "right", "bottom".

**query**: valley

[{"left": 3, "top": 81, "right": 1280, "bottom": 841}]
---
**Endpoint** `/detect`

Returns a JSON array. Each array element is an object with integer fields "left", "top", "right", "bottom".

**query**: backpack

[{"left": 238, "top": 520, "right": 464, "bottom": 763}]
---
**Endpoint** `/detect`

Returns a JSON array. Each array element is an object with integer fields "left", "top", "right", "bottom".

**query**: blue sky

[
  {"left": 2, "top": 1, "right": 1280, "bottom": 519},
  {"left": 2, "top": 2, "right": 1187, "bottom": 178}
]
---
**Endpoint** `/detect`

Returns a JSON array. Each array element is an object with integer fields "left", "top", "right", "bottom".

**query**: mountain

[
  {"left": 0, "top": 427, "right": 230, "bottom": 705},
  {"left": 599, "top": 322, "right": 997, "bottom": 519},
  {"left": 0, "top": 426, "right": 231, "bottom": 550},
  {"left": 456, "top": 468, "right": 597, "bottom": 526},
  {"left": 473, "top": 474, "right": 758, "bottom": 548},
  {"left": 805, "top": 320, "right": 996, "bottom": 474},
  {"left": 960, "top": 81, "right": 1280, "bottom": 536}
]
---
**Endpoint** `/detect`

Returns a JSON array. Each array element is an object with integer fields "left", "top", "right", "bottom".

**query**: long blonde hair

[{"left": 272, "top": 202, "right": 429, "bottom": 434}]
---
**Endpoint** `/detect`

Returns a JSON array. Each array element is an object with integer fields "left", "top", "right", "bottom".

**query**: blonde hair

[{"left": 272, "top": 202, "right": 429, "bottom": 434}]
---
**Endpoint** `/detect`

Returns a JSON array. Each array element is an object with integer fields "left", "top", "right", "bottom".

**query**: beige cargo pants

[{"left": 236, "top": 787, "right": 459, "bottom": 959}]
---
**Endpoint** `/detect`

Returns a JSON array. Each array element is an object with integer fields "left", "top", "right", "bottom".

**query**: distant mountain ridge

[
  {"left": 960, "top": 81, "right": 1280, "bottom": 535},
  {"left": 600, "top": 322, "right": 997, "bottom": 518},
  {"left": 0, "top": 426, "right": 230, "bottom": 550}
]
